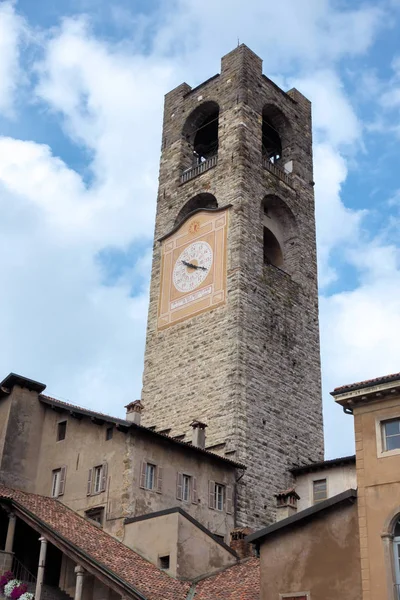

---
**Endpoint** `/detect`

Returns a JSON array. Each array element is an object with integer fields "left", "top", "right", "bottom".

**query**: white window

[
  {"left": 182, "top": 475, "right": 190, "bottom": 502},
  {"left": 145, "top": 463, "right": 155, "bottom": 489},
  {"left": 52, "top": 469, "right": 61, "bottom": 497},
  {"left": 140, "top": 461, "right": 163, "bottom": 493},
  {"left": 93, "top": 465, "right": 103, "bottom": 494},
  {"left": 51, "top": 466, "right": 66, "bottom": 498},
  {"left": 215, "top": 483, "right": 225, "bottom": 511},
  {"left": 312, "top": 479, "right": 327, "bottom": 504},
  {"left": 383, "top": 419, "right": 400, "bottom": 452},
  {"left": 87, "top": 463, "right": 107, "bottom": 496}
]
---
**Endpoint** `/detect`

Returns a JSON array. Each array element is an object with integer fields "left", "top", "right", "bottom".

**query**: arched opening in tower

[
  {"left": 175, "top": 193, "right": 218, "bottom": 227},
  {"left": 262, "top": 114, "right": 282, "bottom": 164},
  {"left": 182, "top": 102, "right": 219, "bottom": 168},
  {"left": 263, "top": 227, "right": 284, "bottom": 268}
]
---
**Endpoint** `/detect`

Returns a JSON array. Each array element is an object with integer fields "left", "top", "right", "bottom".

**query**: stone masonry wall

[{"left": 141, "top": 45, "right": 324, "bottom": 528}]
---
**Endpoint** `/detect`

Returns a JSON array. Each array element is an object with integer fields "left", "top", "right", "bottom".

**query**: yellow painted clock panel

[{"left": 158, "top": 208, "right": 228, "bottom": 330}]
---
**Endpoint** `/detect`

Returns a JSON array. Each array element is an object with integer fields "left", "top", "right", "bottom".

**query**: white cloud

[{"left": 0, "top": 1, "right": 24, "bottom": 115}]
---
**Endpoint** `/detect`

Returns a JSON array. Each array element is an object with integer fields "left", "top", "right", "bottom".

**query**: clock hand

[{"left": 182, "top": 260, "right": 199, "bottom": 270}]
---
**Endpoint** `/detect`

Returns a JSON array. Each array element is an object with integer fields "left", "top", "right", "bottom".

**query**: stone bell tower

[{"left": 141, "top": 44, "right": 324, "bottom": 528}]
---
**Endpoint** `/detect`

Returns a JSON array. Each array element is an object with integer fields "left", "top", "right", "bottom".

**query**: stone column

[
  {"left": 5, "top": 513, "right": 16, "bottom": 553},
  {"left": 35, "top": 537, "right": 47, "bottom": 600},
  {"left": 74, "top": 565, "right": 85, "bottom": 600}
]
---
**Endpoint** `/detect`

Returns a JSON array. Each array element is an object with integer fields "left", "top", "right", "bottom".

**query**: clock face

[
  {"left": 158, "top": 209, "right": 228, "bottom": 330},
  {"left": 172, "top": 241, "right": 213, "bottom": 293}
]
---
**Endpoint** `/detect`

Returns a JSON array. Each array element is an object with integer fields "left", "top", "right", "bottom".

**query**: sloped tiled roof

[
  {"left": 0, "top": 485, "right": 260, "bottom": 600},
  {"left": 332, "top": 372, "right": 400, "bottom": 395},
  {"left": 0, "top": 485, "right": 190, "bottom": 600},
  {"left": 195, "top": 558, "right": 260, "bottom": 600}
]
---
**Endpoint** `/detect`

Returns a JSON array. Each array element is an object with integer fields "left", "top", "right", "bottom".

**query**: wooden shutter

[
  {"left": 157, "top": 465, "right": 163, "bottom": 494},
  {"left": 176, "top": 473, "right": 183, "bottom": 500},
  {"left": 226, "top": 485, "right": 233, "bottom": 514},
  {"left": 101, "top": 462, "right": 108, "bottom": 492},
  {"left": 87, "top": 469, "right": 93, "bottom": 496},
  {"left": 139, "top": 461, "right": 147, "bottom": 488},
  {"left": 192, "top": 477, "right": 198, "bottom": 504},
  {"left": 209, "top": 480, "right": 215, "bottom": 509},
  {"left": 59, "top": 466, "right": 67, "bottom": 496}
]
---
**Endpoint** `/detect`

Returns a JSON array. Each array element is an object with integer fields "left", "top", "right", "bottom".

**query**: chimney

[
  {"left": 190, "top": 420, "right": 207, "bottom": 449},
  {"left": 275, "top": 488, "right": 300, "bottom": 522},
  {"left": 230, "top": 527, "right": 255, "bottom": 559},
  {"left": 125, "top": 400, "right": 144, "bottom": 425}
]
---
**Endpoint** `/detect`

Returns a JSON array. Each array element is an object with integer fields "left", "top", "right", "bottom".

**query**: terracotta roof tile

[
  {"left": 0, "top": 485, "right": 189, "bottom": 600},
  {"left": 332, "top": 372, "right": 400, "bottom": 394},
  {"left": 195, "top": 558, "right": 260, "bottom": 600}
]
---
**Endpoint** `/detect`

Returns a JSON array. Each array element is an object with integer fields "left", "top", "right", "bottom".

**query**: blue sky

[{"left": 1, "top": 0, "right": 400, "bottom": 459}]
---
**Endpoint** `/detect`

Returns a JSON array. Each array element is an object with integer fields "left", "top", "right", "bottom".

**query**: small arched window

[
  {"left": 262, "top": 105, "right": 291, "bottom": 165},
  {"left": 175, "top": 193, "right": 218, "bottom": 227},
  {"left": 182, "top": 102, "right": 219, "bottom": 169}
]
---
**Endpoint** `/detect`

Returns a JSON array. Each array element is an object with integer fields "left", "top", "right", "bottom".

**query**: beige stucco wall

[
  {"left": 0, "top": 386, "right": 45, "bottom": 491},
  {"left": 35, "top": 409, "right": 129, "bottom": 539},
  {"left": 124, "top": 511, "right": 236, "bottom": 580},
  {"left": 353, "top": 393, "right": 400, "bottom": 600},
  {"left": 124, "top": 512, "right": 179, "bottom": 576},
  {"left": 259, "top": 501, "right": 361, "bottom": 600},
  {"left": 130, "top": 433, "right": 236, "bottom": 540},
  {"left": 296, "top": 464, "right": 356, "bottom": 512},
  {"left": 177, "top": 511, "right": 236, "bottom": 579}
]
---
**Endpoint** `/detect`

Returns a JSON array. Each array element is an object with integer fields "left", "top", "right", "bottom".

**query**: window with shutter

[
  {"left": 87, "top": 469, "right": 93, "bottom": 496},
  {"left": 100, "top": 462, "right": 108, "bottom": 492},
  {"left": 209, "top": 480, "right": 216, "bottom": 509},
  {"left": 157, "top": 465, "right": 163, "bottom": 493},
  {"left": 51, "top": 469, "right": 61, "bottom": 498},
  {"left": 226, "top": 484, "right": 233, "bottom": 514},
  {"left": 177, "top": 473, "right": 183, "bottom": 500},
  {"left": 192, "top": 477, "right": 198, "bottom": 504},
  {"left": 59, "top": 466, "right": 67, "bottom": 496},
  {"left": 93, "top": 465, "right": 103, "bottom": 494},
  {"left": 140, "top": 461, "right": 147, "bottom": 488}
]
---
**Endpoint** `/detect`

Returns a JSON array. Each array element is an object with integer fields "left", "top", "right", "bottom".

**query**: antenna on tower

[{"left": 237, "top": 37, "right": 240, "bottom": 47}]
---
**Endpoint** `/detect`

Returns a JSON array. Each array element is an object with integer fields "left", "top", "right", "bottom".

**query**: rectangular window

[
  {"left": 87, "top": 463, "right": 107, "bottom": 496},
  {"left": 140, "top": 461, "right": 162, "bottom": 492},
  {"left": 383, "top": 419, "right": 400, "bottom": 451},
  {"left": 313, "top": 479, "right": 327, "bottom": 503},
  {"left": 85, "top": 507, "right": 104, "bottom": 526},
  {"left": 158, "top": 555, "right": 170, "bottom": 570},
  {"left": 145, "top": 463, "right": 156, "bottom": 490},
  {"left": 106, "top": 426, "right": 113, "bottom": 441},
  {"left": 215, "top": 483, "right": 225, "bottom": 511},
  {"left": 182, "top": 475, "right": 190, "bottom": 502},
  {"left": 51, "top": 466, "right": 66, "bottom": 498},
  {"left": 93, "top": 465, "right": 103, "bottom": 494},
  {"left": 57, "top": 421, "right": 67, "bottom": 441}
]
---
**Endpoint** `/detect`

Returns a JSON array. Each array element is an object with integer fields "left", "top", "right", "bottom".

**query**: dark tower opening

[
  {"left": 182, "top": 102, "right": 219, "bottom": 169},
  {"left": 263, "top": 227, "right": 283, "bottom": 267},
  {"left": 262, "top": 118, "right": 282, "bottom": 163},
  {"left": 262, "top": 105, "right": 291, "bottom": 165},
  {"left": 175, "top": 193, "right": 218, "bottom": 227}
]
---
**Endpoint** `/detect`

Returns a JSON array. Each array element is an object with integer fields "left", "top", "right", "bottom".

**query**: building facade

[{"left": 141, "top": 43, "right": 324, "bottom": 528}]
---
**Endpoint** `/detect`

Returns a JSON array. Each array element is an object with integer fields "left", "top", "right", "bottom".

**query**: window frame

[
  {"left": 140, "top": 461, "right": 163, "bottom": 493},
  {"left": 85, "top": 506, "right": 105, "bottom": 526},
  {"left": 87, "top": 463, "right": 107, "bottom": 496},
  {"left": 105, "top": 426, "right": 113, "bottom": 441},
  {"left": 215, "top": 483, "right": 225, "bottom": 511},
  {"left": 145, "top": 463, "right": 156, "bottom": 490},
  {"left": 376, "top": 416, "right": 400, "bottom": 458},
  {"left": 57, "top": 420, "right": 67, "bottom": 442},
  {"left": 312, "top": 478, "right": 327, "bottom": 504},
  {"left": 93, "top": 465, "right": 103, "bottom": 494},
  {"left": 51, "top": 466, "right": 66, "bottom": 498}
]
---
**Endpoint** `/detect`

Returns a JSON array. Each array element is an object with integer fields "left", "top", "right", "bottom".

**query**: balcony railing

[
  {"left": 11, "top": 555, "right": 37, "bottom": 584},
  {"left": 180, "top": 155, "right": 218, "bottom": 184},
  {"left": 262, "top": 157, "right": 292, "bottom": 186}
]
